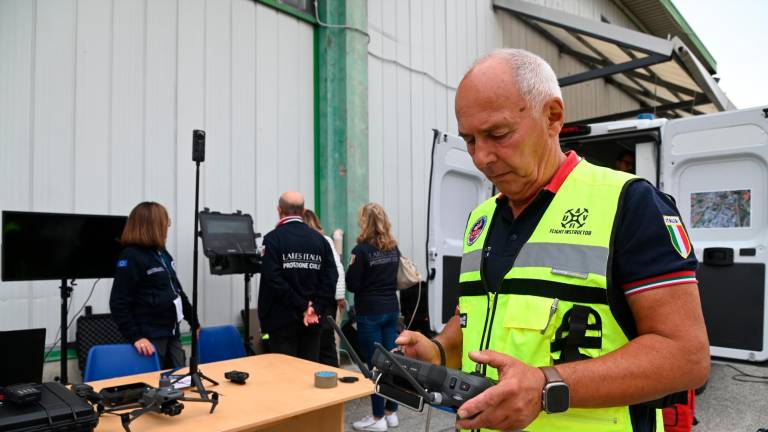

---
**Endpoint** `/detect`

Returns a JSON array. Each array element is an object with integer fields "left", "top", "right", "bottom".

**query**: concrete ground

[{"left": 341, "top": 358, "right": 768, "bottom": 432}]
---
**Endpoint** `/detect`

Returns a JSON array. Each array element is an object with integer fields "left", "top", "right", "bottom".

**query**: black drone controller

[
  {"left": 371, "top": 347, "right": 495, "bottom": 410},
  {"left": 325, "top": 316, "right": 495, "bottom": 412}
]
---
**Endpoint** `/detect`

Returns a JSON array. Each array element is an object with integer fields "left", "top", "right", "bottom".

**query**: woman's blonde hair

[
  {"left": 356, "top": 203, "right": 397, "bottom": 251},
  {"left": 120, "top": 202, "right": 170, "bottom": 249},
  {"left": 303, "top": 209, "right": 324, "bottom": 235}
]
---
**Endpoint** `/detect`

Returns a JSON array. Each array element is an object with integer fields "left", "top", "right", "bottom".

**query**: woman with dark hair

[
  {"left": 109, "top": 202, "right": 199, "bottom": 368},
  {"left": 347, "top": 203, "right": 400, "bottom": 431},
  {"left": 303, "top": 209, "right": 346, "bottom": 367}
]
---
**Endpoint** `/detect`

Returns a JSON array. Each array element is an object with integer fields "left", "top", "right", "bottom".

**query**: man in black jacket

[{"left": 258, "top": 191, "right": 338, "bottom": 362}]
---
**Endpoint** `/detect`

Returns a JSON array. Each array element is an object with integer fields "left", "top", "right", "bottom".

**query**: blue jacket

[
  {"left": 109, "top": 246, "right": 198, "bottom": 342},
  {"left": 258, "top": 219, "right": 338, "bottom": 333}
]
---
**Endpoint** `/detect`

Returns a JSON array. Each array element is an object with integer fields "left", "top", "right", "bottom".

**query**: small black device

[
  {"left": 0, "top": 328, "right": 45, "bottom": 387},
  {"left": 1, "top": 383, "right": 42, "bottom": 405},
  {"left": 224, "top": 371, "right": 249, "bottom": 385},
  {"left": 192, "top": 129, "right": 205, "bottom": 163},
  {"left": 325, "top": 316, "right": 495, "bottom": 413},
  {"left": 339, "top": 376, "right": 359, "bottom": 384},
  {"left": 540, "top": 366, "right": 570, "bottom": 414}
]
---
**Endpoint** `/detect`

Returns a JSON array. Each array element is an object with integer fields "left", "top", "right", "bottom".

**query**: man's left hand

[{"left": 456, "top": 350, "right": 545, "bottom": 431}]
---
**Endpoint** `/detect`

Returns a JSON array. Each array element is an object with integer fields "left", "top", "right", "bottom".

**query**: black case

[{"left": 0, "top": 382, "right": 98, "bottom": 432}]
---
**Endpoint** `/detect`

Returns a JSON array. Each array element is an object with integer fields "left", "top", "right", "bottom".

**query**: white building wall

[
  {"left": 0, "top": 0, "right": 314, "bottom": 345},
  {"left": 367, "top": 0, "right": 643, "bottom": 272},
  {"left": 367, "top": 0, "right": 501, "bottom": 273}
]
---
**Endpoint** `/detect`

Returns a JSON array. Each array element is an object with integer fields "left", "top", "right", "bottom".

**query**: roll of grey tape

[{"left": 314, "top": 371, "right": 338, "bottom": 388}]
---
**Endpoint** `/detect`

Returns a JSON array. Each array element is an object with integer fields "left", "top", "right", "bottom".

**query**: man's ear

[{"left": 544, "top": 97, "right": 565, "bottom": 137}]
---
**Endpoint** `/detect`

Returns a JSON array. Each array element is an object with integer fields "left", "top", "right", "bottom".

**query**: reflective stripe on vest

[{"left": 457, "top": 161, "right": 661, "bottom": 432}]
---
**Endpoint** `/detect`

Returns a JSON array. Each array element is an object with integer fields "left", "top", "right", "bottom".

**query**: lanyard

[{"left": 156, "top": 251, "right": 180, "bottom": 295}]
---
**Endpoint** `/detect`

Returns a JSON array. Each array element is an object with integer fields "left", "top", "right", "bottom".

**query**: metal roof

[
  {"left": 493, "top": 0, "right": 735, "bottom": 123},
  {"left": 618, "top": 0, "right": 717, "bottom": 74}
]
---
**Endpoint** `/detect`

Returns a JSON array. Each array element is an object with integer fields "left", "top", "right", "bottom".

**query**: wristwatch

[{"left": 539, "top": 366, "right": 570, "bottom": 414}]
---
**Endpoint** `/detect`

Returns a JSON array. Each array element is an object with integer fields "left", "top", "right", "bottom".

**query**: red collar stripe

[
  {"left": 277, "top": 216, "right": 304, "bottom": 226},
  {"left": 544, "top": 151, "right": 580, "bottom": 193}
]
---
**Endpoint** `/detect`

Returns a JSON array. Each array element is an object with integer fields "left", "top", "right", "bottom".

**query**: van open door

[
  {"left": 426, "top": 130, "right": 493, "bottom": 332},
  {"left": 662, "top": 106, "right": 768, "bottom": 361}
]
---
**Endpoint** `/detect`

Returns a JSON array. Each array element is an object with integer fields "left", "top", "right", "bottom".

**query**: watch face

[{"left": 544, "top": 383, "right": 570, "bottom": 413}]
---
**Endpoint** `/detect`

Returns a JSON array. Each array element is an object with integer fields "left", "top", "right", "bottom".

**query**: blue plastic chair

[
  {"left": 198, "top": 325, "right": 246, "bottom": 364},
  {"left": 84, "top": 343, "right": 161, "bottom": 382}
]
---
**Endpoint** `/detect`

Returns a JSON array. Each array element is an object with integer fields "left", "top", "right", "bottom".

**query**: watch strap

[{"left": 540, "top": 366, "right": 564, "bottom": 384}]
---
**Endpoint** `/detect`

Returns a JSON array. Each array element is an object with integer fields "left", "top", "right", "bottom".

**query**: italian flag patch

[{"left": 664, "top": 215, "right": 692, "bottom": 258}]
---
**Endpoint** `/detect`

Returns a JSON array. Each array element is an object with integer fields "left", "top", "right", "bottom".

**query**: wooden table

[{"left": 89, "top": 354, "right": 373, "bottom": 432}]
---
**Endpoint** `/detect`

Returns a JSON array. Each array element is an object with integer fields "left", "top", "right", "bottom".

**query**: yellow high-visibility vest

[{"left": 458, "top": 160, "right": 662, "bottom": 431}]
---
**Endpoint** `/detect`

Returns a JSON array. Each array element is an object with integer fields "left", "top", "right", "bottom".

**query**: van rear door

[
  {"left": 427, "top": 130, "right": 492, "bottom": 332},
  {"left": 662, "top": 106, "right": 768, "bottom": 361}
]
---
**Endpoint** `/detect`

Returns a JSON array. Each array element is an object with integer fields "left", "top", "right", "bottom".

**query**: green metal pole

[{"left": 316, "top": 0, "right": 368, "bottom": 263}]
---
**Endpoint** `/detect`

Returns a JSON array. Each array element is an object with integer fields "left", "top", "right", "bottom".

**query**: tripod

[
  {"left": 243, "top": 272, "right": 255, "bottom": 355},
  {"left": 171, "top": 130, "right": 218, "bottom": 399}
]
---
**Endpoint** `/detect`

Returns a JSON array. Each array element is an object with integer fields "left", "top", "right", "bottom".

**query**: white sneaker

[
  {"left": 385, "top": 412, "right": 399, "bottom": 427},
  {"left": 352, "top": 415, "right": 387, "bottom": 431}
]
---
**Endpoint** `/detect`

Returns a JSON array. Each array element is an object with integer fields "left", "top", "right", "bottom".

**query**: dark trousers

[
  {"left": 148, "top": 336, "right": 186, "bottom": 369},
  {"left": 269, "top": 321, "right": 322, "bottom": 362},
  {"left": 319, "top": 307, "right": 339, "bottom": 367},
  {"left": 358, "top": 312, "right": 400, "bottom": 417}
]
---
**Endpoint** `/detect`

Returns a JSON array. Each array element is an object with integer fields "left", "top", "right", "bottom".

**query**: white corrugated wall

[
  {"left": 367, "top": 0, "right": 501, "bottom": 273},
  {"left": 367, "top": 0, "right": 644, "bottom": 271},
  {"left": 0, "top": 0, "right": 314, "bottom": 345}
]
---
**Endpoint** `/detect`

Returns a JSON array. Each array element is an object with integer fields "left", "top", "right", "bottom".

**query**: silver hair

[{"left": 469, "top": 48, "right": 562, "bottom": 115}]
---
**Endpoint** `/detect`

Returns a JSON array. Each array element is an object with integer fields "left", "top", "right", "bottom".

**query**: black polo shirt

[{"left": 482, "top": 152, "right": 698, "bottom": 296}]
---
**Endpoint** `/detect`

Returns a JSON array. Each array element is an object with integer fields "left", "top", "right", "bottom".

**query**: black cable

[
  {"left": 43, "top": 279, "right": 100, "bottom": 362},
  {"left": 725, "top": 364, "right": 768, "bottom": 384}
]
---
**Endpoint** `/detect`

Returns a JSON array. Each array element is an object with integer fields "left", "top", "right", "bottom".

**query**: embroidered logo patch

[
  {"left": 664, "top": 215, "right": 692, "bottom": 258},
  {"left": 467, "top": 216, "right": 487, "bottom": 246},
  {"left": 117, "top": 259, "right": 128, "bottom": 268}
]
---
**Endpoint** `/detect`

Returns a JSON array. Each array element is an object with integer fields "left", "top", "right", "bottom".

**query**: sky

[{"left": 672, "top": 0, "right": 768, "bottom": 109}]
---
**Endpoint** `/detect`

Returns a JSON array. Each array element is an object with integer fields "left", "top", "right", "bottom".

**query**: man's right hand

[
  {"left": 395, "top": 330, "right": 441, "bottom": 365},
  {"left": 303, "top": 302, "right": 319, "bottom": 326},
  {"left": 134, "top": 338, "right": 156, "bottom": 356}
]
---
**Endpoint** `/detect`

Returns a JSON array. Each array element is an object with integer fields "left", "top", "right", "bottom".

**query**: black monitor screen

[
  {"left": 0, "top": 328, "right": 45, "bottom": 385},
  {"left": 2, "top": 211, "right": 127, "bottom": 281}
]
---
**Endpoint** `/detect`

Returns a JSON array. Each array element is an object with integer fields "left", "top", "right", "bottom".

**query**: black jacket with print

[
  {"left": 258, "top": 220, "right": 338, "bottom": 333},
  {"left": 109, "top": 246, "right": 198, "bottom": 342}
]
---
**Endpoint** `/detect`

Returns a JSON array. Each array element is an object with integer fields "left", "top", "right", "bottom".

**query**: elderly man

[
  {"left": 258, "top": 191, "right": 338, "bottom": 362},
  {"left": 396, "top": 49, "right": 709, "bottom": 431}
]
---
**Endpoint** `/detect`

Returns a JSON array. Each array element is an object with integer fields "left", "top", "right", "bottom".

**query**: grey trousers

[{"left": 148, "top": 336, "right": 186, "bottom": 369}]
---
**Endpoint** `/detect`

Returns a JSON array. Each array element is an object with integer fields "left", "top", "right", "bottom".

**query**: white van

[{"left": 425, "top": 105, "right": 768, "bottom": 362}]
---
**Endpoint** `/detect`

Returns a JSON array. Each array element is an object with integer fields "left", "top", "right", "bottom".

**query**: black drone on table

[{"left": 72, "top": 377, "right": 218, "bottom": 432}]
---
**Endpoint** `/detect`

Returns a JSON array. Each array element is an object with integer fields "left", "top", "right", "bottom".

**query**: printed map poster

[{"left": 690, "top": 189, "right": 751, "bottom": 228}]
